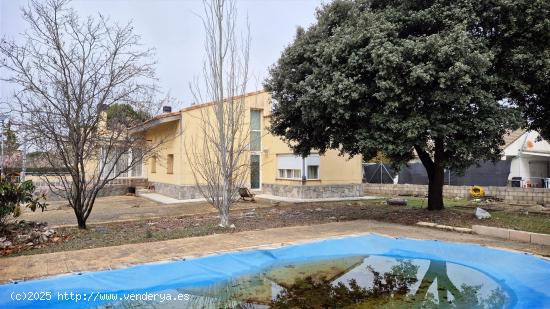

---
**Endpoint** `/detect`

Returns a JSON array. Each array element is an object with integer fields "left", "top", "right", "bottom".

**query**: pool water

[{"left": 1, "top": 234, "right": 549, "bottom": 308}]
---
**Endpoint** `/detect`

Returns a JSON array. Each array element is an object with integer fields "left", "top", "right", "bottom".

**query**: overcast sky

[{"left": 0, "top": 0, "right": 324, "bottom": 112}]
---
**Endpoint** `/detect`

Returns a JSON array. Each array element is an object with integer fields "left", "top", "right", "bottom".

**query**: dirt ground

[
  {"left": 5, "top": 198, "right": 549, "bottom": 257},
  {"left": 18, "top": 195, "right": 269, "bottom": 227}
]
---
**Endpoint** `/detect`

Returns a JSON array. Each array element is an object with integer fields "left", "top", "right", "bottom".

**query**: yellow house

[{"left": 131, "top": 91, "right": 363, "bottom": 199}]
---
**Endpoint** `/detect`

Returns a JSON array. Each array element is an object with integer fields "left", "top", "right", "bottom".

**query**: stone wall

[
  {"left": 38, "top": 178, "right": 148, "bottom": 202},
  {"left": 150, "top": 182, "right": 204, "bottom": 200},
  {"left": 262, "top": 183, "right": 363, "bottom": 199},
  {"left": 363, "top": 183, "right": 550, "bottom": 205},
  {"left": 43, "top": 185, "right": 130, "bottom": 201}
]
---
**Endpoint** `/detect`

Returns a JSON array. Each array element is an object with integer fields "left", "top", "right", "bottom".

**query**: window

[
  {"left": 151, "top": 156, "right": 157, "bottom": 173},
  {"left": 116, "top": 150, "right": 129, "bottom": 178},
  {"left": 167, "top": 154, "right": 174, "bottom": 174},
  {"left": 276, "top": 154, "right": 320, "bottom": 180},
  {"left": 250, "top": 110, "right": 261, "bottom": 151},
  {"left": 130, "top": 149, "right": 143, "bottom": 177},
  {"left": 250, "top": 154, "right": 260, "bottom": 189},
  {"left": 307, "top": 165, "right": 319, "bottom": 179},
  {"left": 277, "top": 154, "right": 302, "bottom": 179},
  {"left": 100, "top": 147, "right": 116, "bottom": 178},
  {"left": 100, "top": 147, "right": 130, "bottom": 178},
  {"left": 277, "top": 169, "right": 301, "bottom": 179},
  {"left": 306, "top": 154, "right": 320, "bottom": 179}
]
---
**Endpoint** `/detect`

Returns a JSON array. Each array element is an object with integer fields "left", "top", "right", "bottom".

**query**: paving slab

[
  {"left": 0, "top": 219, "right": 548, "bottom": 284},
  {"left": 139, "top": 192, "right": 206, "bottom": 204}
]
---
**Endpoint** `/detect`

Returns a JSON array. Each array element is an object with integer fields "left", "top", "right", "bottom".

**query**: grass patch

[
  {"left": 398, "top": 197, "right": 468, "bottom": 208},
  {"left": 490, "top": 211, "right": 550, "bottom": 234}
]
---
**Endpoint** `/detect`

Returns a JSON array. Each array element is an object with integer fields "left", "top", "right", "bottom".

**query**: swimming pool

[{"left": 1, "top": 234, "right": 549, "bottom": 308}]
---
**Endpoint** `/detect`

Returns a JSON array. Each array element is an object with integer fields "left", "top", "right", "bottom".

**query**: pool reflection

[{"left": 105, "top": 256, "right": 508, "bottom": 308}]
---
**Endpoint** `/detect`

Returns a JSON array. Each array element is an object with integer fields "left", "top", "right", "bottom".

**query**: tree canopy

[
  {"left": 106, "top": 103, "right": 151, "bottom": 129},
  {"left": 475, "top": 0, "right": 549, "bottom": 139},
  {"left": 264, "top": 0, "right": 540, "bottom": 210}
]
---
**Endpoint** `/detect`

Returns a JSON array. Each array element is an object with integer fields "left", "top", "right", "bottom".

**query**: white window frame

[
  {"left": 306, "top": 164, "right": 320, "bottom": 180},
  {"left": 249, "top": 110, "right": 262, "bottom": 190},
  {"left": 276, "top": 154, "right": 320, "bottom": 180},
  {"left": 277, "top": 168, "right": 302, "bottom": 180},
  {"left": 250, "top": 110, "right": 262, "bottom": 152},
  {"left": 100, "top": 147, "right": 145, "bottom": 179},
  {"left": 129, "top": 149, "right": 144, "bottom": 178}
]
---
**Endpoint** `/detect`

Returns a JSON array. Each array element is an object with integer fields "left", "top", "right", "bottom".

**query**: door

[{"left": 250, "top": 154, "right": 260, "bottom": 189}]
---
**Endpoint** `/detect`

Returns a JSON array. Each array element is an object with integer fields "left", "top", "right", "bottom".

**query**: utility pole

[
  {"left": 21, "top": 141, "right": 27, "bottom": 182},
  {"left": 0, "top": 114, "right": 7, "bottom": 180}
]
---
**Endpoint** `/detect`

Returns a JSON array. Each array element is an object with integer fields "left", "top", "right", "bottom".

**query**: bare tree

[
  {"left": 0, "top": 0, "right": 162, "bottom": 229},
  {"left": 186, "top": 0, "right": 250, "bottom": 227}
]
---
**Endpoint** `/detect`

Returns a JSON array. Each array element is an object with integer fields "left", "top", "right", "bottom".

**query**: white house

[{"left": 503, "top": 130, "right": 550, "bottom": 188}]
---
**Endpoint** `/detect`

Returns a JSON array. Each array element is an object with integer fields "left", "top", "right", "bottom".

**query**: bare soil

[{"left": 3, "top": 199, "right": 549, "bottom": 257}]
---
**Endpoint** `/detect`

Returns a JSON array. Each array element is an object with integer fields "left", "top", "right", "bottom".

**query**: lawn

[
  {"left": 400, "top": 196, "right": 550, "bottom": 234},
  {"left": 487, "top": 211, "right": 550, "bottom": 234},
  {"left": 3, "top": 198, "right": 549, "bottom": 257},
  {"left": 403, "top": 197, "right": 470, "bottom": 208}
]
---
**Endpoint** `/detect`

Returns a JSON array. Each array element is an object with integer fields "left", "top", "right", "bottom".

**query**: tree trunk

[
  {"left": 73, "top": 200, "right": 87, "bottom": 229},
  {"left": 76, "top": 214, "right": 87, "bottom": 229},
  {"left": 415, "top": 140, "right": 445, "bottom": 211},
  {"left": 427, "top": 162, "right": 445, "bottom": 210},
  {"left": 219, "top": 207, "right": 229, "bottom": 227}
]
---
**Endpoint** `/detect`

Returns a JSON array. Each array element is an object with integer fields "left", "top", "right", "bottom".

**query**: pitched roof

[
  {"left": 129, "top": 111, "right": 180, "bottom": 133},
  {"left": 130, "top": 90, "right": 267, "bottom": 133},
  {"left": 502, "top": 129, "right": 526, "bottom": 149},
  {"left": 180, "top": 90, "right": 267, "bottom": 113}
]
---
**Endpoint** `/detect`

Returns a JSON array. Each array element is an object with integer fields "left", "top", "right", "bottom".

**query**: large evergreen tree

[
  {"left": 476, "top": 0, "right": 549, "bottom": 139},
  {"left": 265, "top": 0, "right": 529, "bottom": 210}
]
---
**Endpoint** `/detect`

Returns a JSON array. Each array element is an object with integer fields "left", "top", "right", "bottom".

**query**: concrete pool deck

[{"left": 0, "top": 219, "right": 548, "bottom": 284}]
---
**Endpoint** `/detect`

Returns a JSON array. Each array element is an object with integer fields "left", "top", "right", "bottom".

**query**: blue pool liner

[{"left": 0, "top": 234, "right": 549, "bottom": 308}]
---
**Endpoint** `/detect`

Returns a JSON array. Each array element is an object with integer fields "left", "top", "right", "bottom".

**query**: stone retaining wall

[
  {"left": 262, "top": 183, "right": 363, "bottom": 199},
  {"left": 363, "top": 183, "right": 550, "bottom": 205},
  {"left": 38, "top": 178, "right": 148, "bottom": 201},
  {"left": 150, "top": 182, "right": 204, "bottom": 200},
  {"left": 43, "top": 185, "right": 130, "bottom": 201}
]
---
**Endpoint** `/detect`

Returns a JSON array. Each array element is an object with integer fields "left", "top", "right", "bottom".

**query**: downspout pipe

[
  {"left": 302, "top": 156, "right": 306, "bottom": 185},
  {"left": 518, "top": 131, "right": 530, "bottom": 185}
]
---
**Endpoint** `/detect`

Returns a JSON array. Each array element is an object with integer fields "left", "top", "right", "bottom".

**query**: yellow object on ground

[{"left": 469, "top": 186, "right": 485, "bottom": 198}]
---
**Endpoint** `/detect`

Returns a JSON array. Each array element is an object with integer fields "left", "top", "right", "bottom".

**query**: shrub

[{"left": 0, "top": 179, "right": 47, "bottom": 225}]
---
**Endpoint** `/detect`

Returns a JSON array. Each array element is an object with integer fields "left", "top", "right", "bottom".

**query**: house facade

[{"left": 131, "top": 91, "right": 363, "bottom": 199}]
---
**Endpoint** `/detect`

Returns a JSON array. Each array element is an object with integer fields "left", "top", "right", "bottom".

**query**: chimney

[{"left": 162, "top": 106, "right": 172, "bottom": 113}]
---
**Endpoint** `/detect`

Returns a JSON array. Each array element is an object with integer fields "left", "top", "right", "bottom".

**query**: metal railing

[{"left": 509, "top": 177, "right": 550, "bottom": 188}]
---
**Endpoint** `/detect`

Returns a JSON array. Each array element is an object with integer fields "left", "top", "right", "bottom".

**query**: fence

[{"left": 363, "top": 183, "right": 550, "bottom": 205}]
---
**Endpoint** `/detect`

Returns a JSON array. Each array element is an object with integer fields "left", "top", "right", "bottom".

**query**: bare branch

[{"left": 0, "top": 0, "right": 161, "bottom": 229}]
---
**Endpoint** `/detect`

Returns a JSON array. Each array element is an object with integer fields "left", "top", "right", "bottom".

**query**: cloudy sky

[{"left": 0, "top": 0, "right": 324, "bottom": 112}]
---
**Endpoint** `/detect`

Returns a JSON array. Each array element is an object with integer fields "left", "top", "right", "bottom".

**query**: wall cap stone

[{"left": 473, "top": 225, "right": 550, "bottom": 245}]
